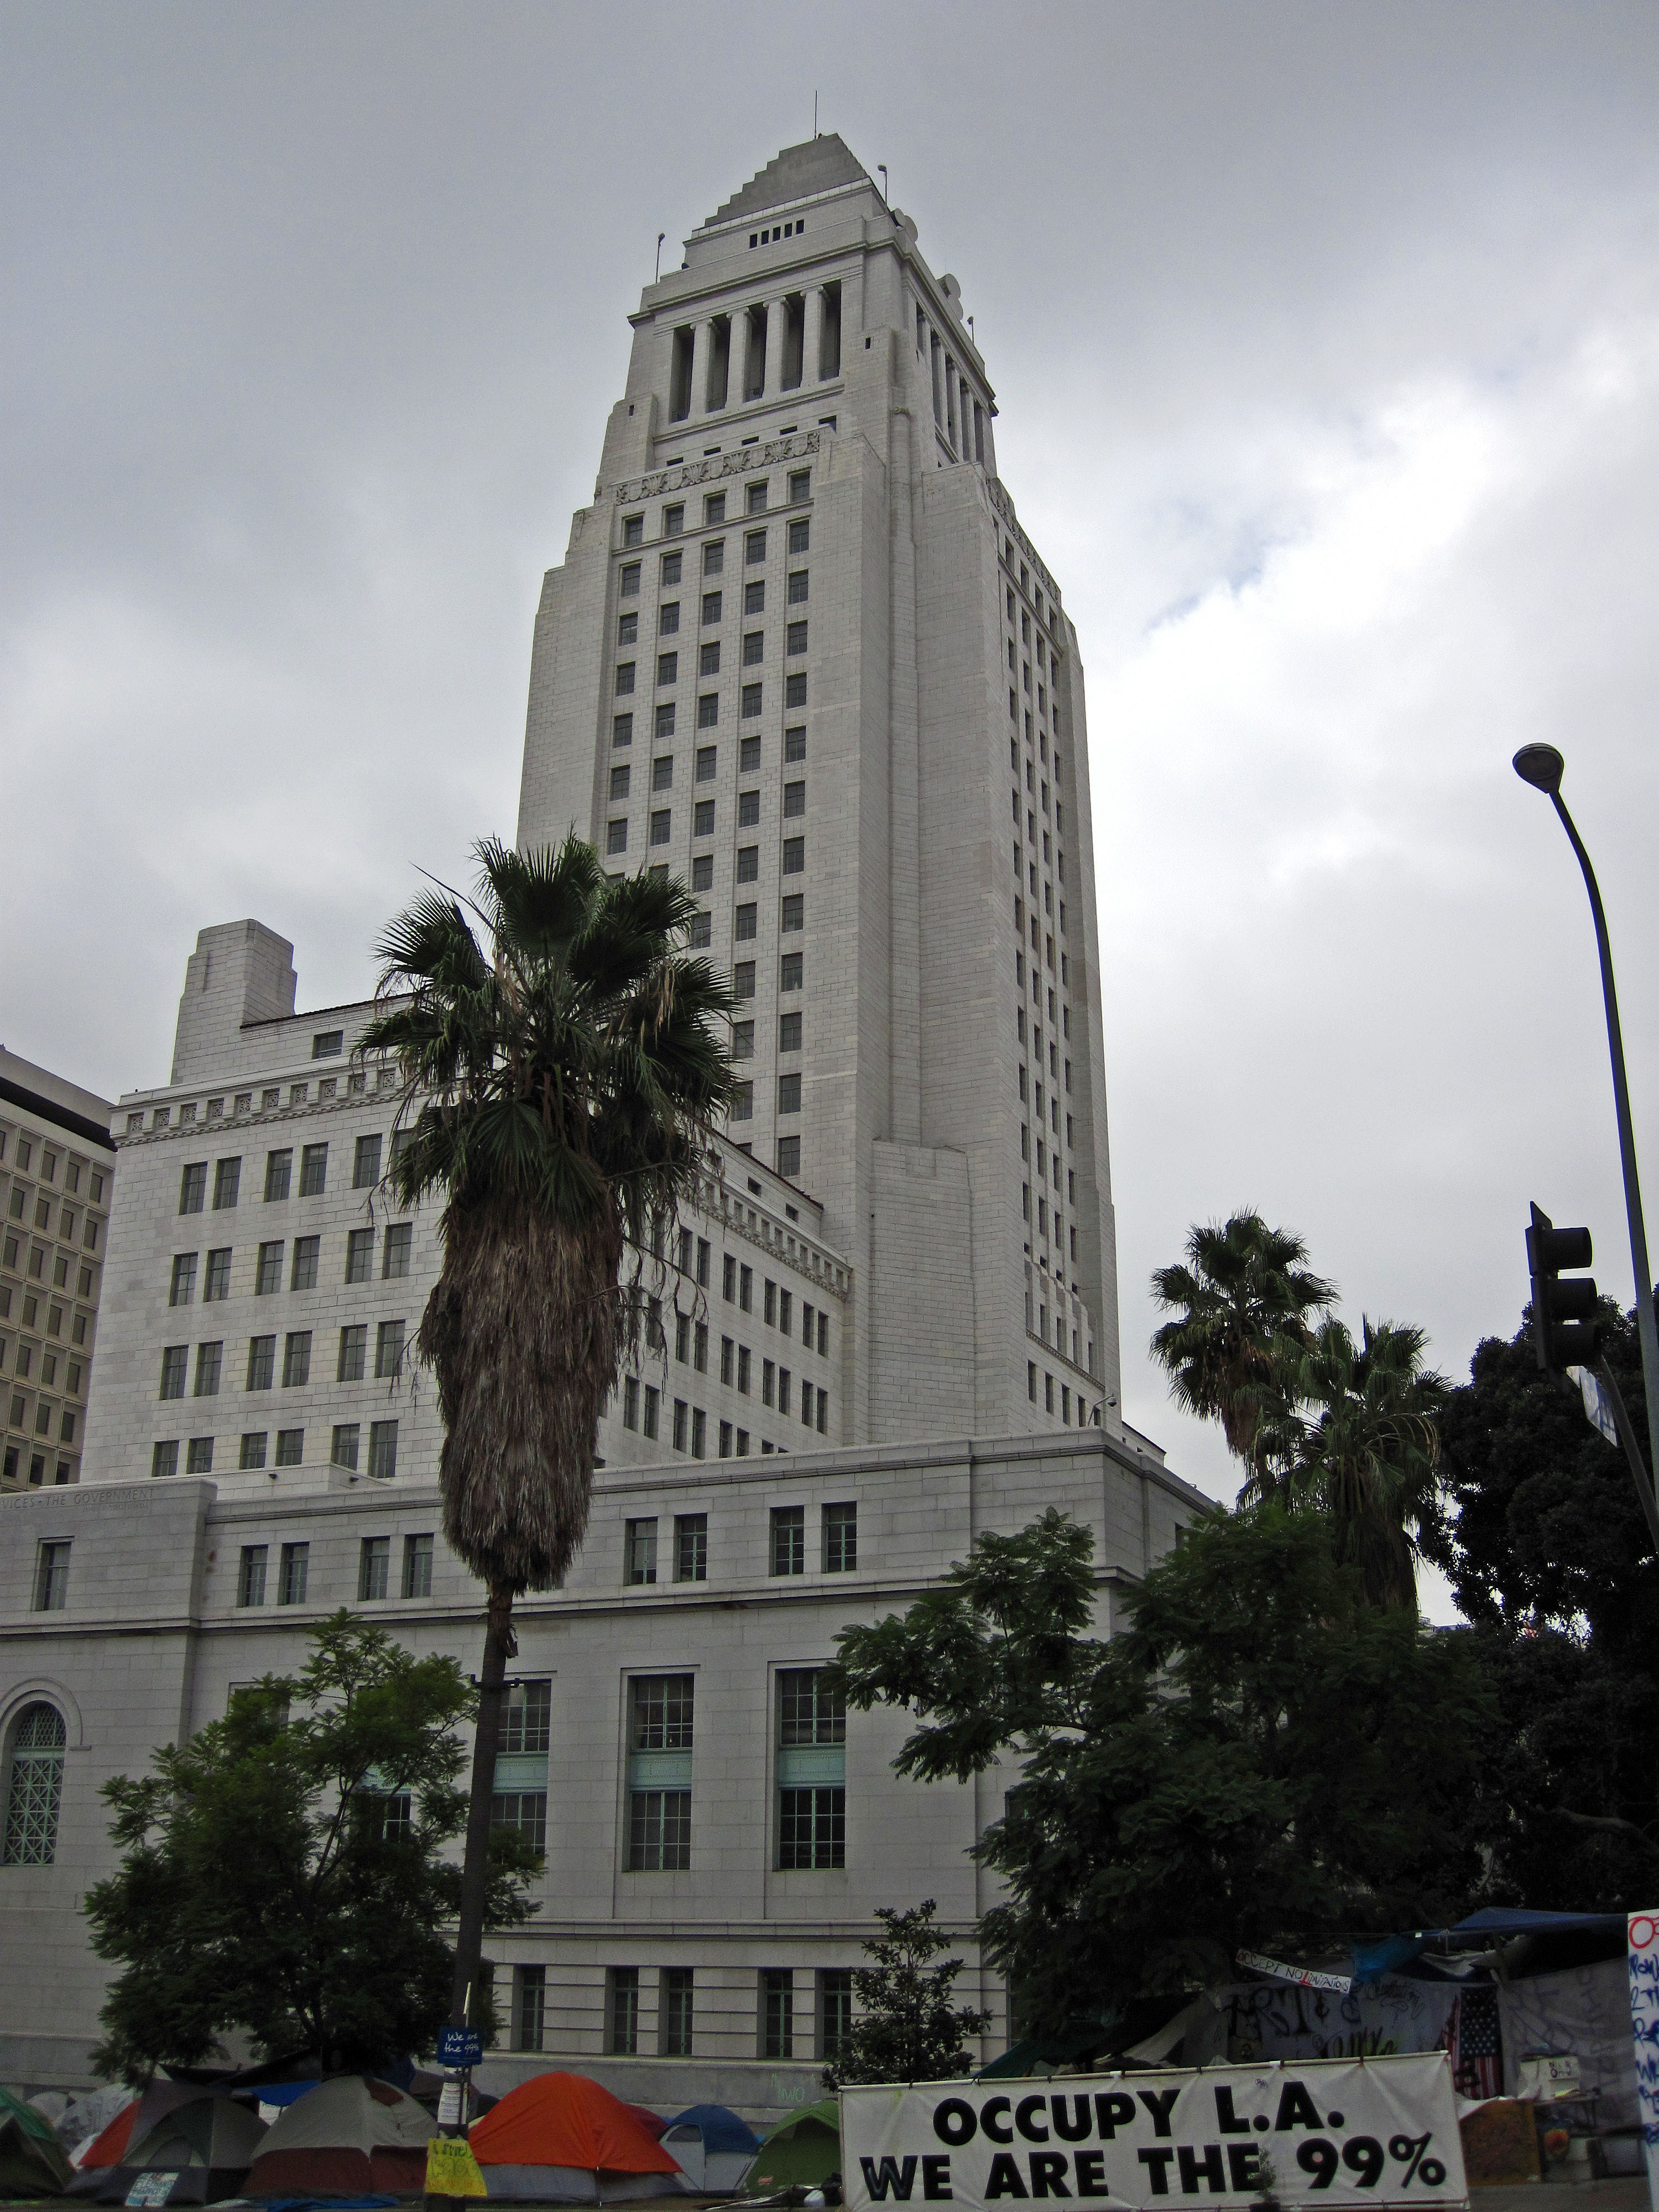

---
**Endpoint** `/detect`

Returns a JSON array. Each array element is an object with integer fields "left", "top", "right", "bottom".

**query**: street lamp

[{"left": 1513, "top": 742, "right": 1659, "bottom": 1510}]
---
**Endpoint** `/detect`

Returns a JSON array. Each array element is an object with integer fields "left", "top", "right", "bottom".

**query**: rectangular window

[
  {"left": 383, "top": 1223, "right": 413, "bottom": 1278},
  {"left": 332, "top": 1423, "right": 361, "bottom": 1470},
  {"left": 403, "top": 1532, "right": 434, "bottom": 1598},
  {"left": 672, "top": 1397, "right": 688, "bottom": 1451},
  {"left": 358, "top": 1535, "right": 390, "bottom": 1600},
  {"left": 283, "top": 1331, "right": 311, "bottom": 1387},
  {"left": 613, "top": 712, "right": 634, "bottom": 747},
  {"left": 742, "top": 682, "right": 762, "bottom": 719},
  {"left": 179, "top": 1162, "right": 207, "bottom": 1214},
  {"left": 650, "top": 808, "right": 672, "bottom": 846},
  {"left": 375, "top": 1318, "right": 404, "bottom": 1378},
  {"left": 661, "top": 1966, "right": 694, "bottom": 2057},
  {"left": 239, "top": 1431, "right": 267, "bottom": 1469},
  {"left": 693, "top": 799, "right": 715, "bottom": 837},
  {"left": 818, "top": 1968, "right": 854, "bottom": 2064},
  {"left": 702, "top": 589, "right": 722, "bottom": 623},
  {"left": 697, "top": 690, "right": 718, "bottom": 727},
  {"left": 692, "top": 852, "right": 713, "bottom": 891},
  {"left": 353, "top": 1133, "right": 383, "bottom": 1188},
  {"left": 737, "top": 844, "right": 759, "bottom": 883},
  {"left": 515, "top": 1965, "right": 547, "bottom": 2054},
  {"left": 151, "top": 1439, "right": 179, "bottom": 1478},
  {"left": 674, "top": 1512, "right": 707, "bottom": 1581},
  {"left": 213, "top": 1159, "right": 241, "bottom": 1209},
  {"left": 608, "top": 1967, "right": 640, "bottom": 2055},
  {"left": 264, "top": 1149, "right": 293, "bottom": 1201},
  {"left": 276, "top": 1427, "right": 304, "bottom": 1465},
  {"left": 626, "top": 1517, "right": 659, "bottom": 1585},
  {"left": 253, "top": 1239, "right": 281, "bottom": 1293},
  {"left": 607, "top": 818, "right": 628, "bottom": 855},
  {"left": 657, "top": 652, "right": 677, "bottom": 686},
  {"left": 782, "top": 837, "right": 805, "bottom": 875},
  {"left": 787, "top": 567, "right": 809, "bottom": 604},
  {"left": 823, "top": 1501, "right": 857, "bottom": 1572},
  {"left": 619, "top": 611, "right": 638, "bottom": 646},
  {"left": 238, "top": 1544, "right": 268, "bottom": 1606},
  {"left": 170, "top": 1252, "right": 197, "bottom": 1306},
  {"left": 703, "top": 540, "right": 724, "bottom": 575},
  {"left": 338, "top": 1324, "right": 367, "bottom": 1381},
  {"left": 312, "top": 1029, "right": 344, "bottom": 1060},
  {"left": 776, "top": 1134, "right": 801, "bottom": 1180},
  {"left": 698, "top": 640, "right": 719, "bottom": 677},
  {"left": 661, "top": 550, "right": 682, "bottom": 585},
  {"left": 368, "top": 1420, "right": 398, "bottom": 1479},
  {"left": 735, "top": 902, "right": 757, "bottom": 941},
  {"left": 194, "top": 1340, "right": 222, "bottom": 1397},
  {"left": 643, "top": 1383, "right": 659, "bottom": 1439},
  {"left": 743, "top": 629, "right": 764, "bottom": 667},
  {"left": 290, "top": 1234, "right": 320, "bottom": 1290},
  {"left": 781, "top": 893, "right": 804, "bottom": 933},
  {"left": 278, "top": 1542, "right": 309, "bottom": 1605},
  {"left": 300, "top": 1144, "right": 328, "bottom": 1196},
  {"left": 616, "top": 661, "right": 637, "bottom": 695},
  {"left": 34, "top": 1539, "right": 70, "bottom": 1611},
  {"left": 770, "top": 1504, "right": 805, "bottom": 1575},
  {"left": 345, "top": 1227, "right": 374, "bottom": 1284},
  {"left": 787, "top": 620, "right": 808, "bottom": 656},
  {"left": 761, "top": 1969, "right": 794, "bottom": 2059},
  {"left": 655, "top": 702, "right": 675, "bottom": 739},
  {"left": 780, "top": 1010, "right": 803, "bottom": 1053},
  {"left": 778, "top": 1073, "right": 802, "bottom": 1114},
  {"left": 247, "top": 1334, "right": 276, "bottom": 1390},
  {"left": 746, "top": 529, "right": 766, "bottom": 565},
  {"left": 785, "top": 725, "right": 806, "bottom": 763},
  {"left": 691, "top": 1406, "right": 706, "bottom": 1457},
  {"left": 781, "top": 952, "right": 803, "bottom": 990},
  {"left": 789, "top": 518, "right": 809, "bottom": 555},
  {"left": 734, "top": 962, "right": 756, "bottom": 999}
]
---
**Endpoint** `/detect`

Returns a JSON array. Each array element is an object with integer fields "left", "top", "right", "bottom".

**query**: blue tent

[
  {"left": 661, "top": 2107, "right": 761, "bottom": 2193},
  {"left": 1452, "top": 1908, "right": 1626, "bottom": 1939}
]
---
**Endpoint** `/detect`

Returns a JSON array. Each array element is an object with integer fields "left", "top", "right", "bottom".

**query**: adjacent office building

[{"left": 0, "top": 140, "right": 1197, "bottom": 2107}]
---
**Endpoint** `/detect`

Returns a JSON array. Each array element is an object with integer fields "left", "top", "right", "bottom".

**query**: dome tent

[
  {"left": 661, "top": 2106, "right": 763, "bottom": 2194},
  {"left": 0, "top": 2086, "right": 74, "bottom": 2199},
  {"left": 246, "top": 2075, "right": 435, "bottom": 2196},
  {"left": 70, "top": 2091, "right": 265, "bottom": 2205},
  {"left": 468, "top": 2073, "right": 683, "bottom": 2202},
  {"left": 738, "top": 2099, "right": 840, "bottom": 2196}
]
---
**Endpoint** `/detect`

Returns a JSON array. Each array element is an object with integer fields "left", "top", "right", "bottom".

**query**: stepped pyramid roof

[{"left": 701, "top": 135, "right": 872, "bottom": 228}]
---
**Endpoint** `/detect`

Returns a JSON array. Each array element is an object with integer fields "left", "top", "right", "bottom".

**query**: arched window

[{"left": 2, "top": 1702, "right": 66, "bottom": 1866}]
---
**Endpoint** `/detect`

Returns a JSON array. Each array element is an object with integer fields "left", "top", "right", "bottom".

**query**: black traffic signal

[{"left": 1526, "top": 1201, "right": 1600, "bottom": 1373}]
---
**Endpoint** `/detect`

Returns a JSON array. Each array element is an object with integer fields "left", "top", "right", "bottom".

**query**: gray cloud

[{"left": 4, "top": 3, "right": 1657, "bottom": 1595}]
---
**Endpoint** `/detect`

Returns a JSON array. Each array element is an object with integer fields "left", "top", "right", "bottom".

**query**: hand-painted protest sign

[
  {"left": 1627, "top": 1912, "right": 1659, "bottom": 2212},
  {"left": 1237, "top": 1952, "right": 1353, "bottom": 1994},
  {"left": 425, "top": 2135, "right": 488, "bottom": 2197},
  {"left": 842, "top": 2053, "right": 1465, "bottom": 2212}
]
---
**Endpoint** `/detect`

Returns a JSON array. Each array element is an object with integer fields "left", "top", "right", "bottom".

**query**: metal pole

[{"left": 1547, "top": 787, "right": 1659, "bottom": 1510}]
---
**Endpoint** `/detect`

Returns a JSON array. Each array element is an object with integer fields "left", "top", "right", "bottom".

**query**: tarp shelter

[
  {"left": 245, "top": 2074, "right": 435, "bottom": 2197},
  {"left": 661, "top": 2106, "right": 762, "bottom": 2193},
  {"left": 57, "top": 2091, "right": 133, "bottom": 2167},
  {"left": 737, "top": 2100, "right": 840, "bottom": 2195},
  {"left": 73, "top": 2092, "right": 265, "bottom": 2205},
  {"left": 0, "top": 2086, "right": 73, "bottom": 2199},
  {"left": 468, "top": 2073, "right": 684, "bottom": 2203}
]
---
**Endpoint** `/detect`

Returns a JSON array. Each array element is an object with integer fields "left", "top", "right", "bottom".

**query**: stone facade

[
  {"left": 0, "top": 138, "right": 1183, "bottom": 2113},
  {"left": 0, "top": 1048, "right": 116, "bottom": 1493}
]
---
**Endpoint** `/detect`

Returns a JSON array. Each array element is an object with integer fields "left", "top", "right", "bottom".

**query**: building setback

[{"left": 0, "top": 139, "right": 1193, "bottom": 2110}]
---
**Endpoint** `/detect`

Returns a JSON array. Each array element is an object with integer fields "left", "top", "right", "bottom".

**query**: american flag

[{"left": 1444, "top": 1986, "right": 1504, "bottom": 2100}]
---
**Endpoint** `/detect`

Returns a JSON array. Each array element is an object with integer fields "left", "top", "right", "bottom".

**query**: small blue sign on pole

[{"left": 436, "top": 2027, "right": 483, "bottom": 2067}]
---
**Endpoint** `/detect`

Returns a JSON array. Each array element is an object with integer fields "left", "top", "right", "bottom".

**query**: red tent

[{"left": 469, "top": 2074, "right": 684, "bottom": 2202}]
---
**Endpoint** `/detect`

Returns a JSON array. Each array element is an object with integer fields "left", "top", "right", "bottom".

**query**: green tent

[
  {"left": 0, "top": 2087, "right": 72, "bottom": 2199},
  {"left": 738, "top": 2099, "right": 840, "bottom": 2195}
]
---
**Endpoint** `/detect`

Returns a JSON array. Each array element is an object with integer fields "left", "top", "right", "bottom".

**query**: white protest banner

[
  {"left": 842, "top": 2053, "right": 1466, "bottom": 2212},
  {"left": 1626, "top": 1912, "right": 1659, "bottom": 2212}
]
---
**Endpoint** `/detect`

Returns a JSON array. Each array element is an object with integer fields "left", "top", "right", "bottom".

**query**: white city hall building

[{"left": 0, "top": 138, "right": 1201, "bottom": 2112}]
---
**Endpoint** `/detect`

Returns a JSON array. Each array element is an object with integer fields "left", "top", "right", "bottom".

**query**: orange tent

[{"left": 470, "top": 2074, "right": 685, "bottom": 2203}]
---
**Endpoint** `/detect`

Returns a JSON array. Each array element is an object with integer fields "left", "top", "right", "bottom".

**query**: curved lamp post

[{"left": 1513, "top": 743, "right": 1659, "bottom": 1509}]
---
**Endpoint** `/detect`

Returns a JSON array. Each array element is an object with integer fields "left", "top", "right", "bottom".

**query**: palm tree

[
  {"left": 1282, "top": 1317, "right": 1447, "bottom": 1613},
  {"left": 361, "top": 834, "right": 735, "bottom": 2030},
  {"left": 1149, "top": 1212, "right": 1334, "bottom": 1495}
]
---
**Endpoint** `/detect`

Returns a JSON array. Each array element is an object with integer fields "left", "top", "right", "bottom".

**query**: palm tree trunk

[{"left": 450, "top": 1584, "right": 516, "bottom": 2026}]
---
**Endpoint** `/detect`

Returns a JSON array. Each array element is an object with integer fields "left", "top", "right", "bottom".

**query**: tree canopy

[
  {"left": 84, "top": 1615, "right": 539, "bottom": 2084},
  {"left": 821, "top": 1901, "right": 990, "bottom": 2090},
  {"left": 827, "top": 1507, "right": 1496, "bottom": 2034}
]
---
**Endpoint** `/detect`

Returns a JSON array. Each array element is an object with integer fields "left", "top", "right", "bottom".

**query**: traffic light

[{"left": 1526, "top": 1202, "right": 1600, "bottom": 1373}]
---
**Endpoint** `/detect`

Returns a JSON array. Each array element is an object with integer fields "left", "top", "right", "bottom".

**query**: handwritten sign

[
  {"left": 1627, "top": 1913, "right": 1659, "bottom": 2212},
  {"left": 425, "top": 2136, "right": 488, "bottom": 2198},
  {"left": 1238, "top": 1951, "right": 1353, "bottom": 1994}
]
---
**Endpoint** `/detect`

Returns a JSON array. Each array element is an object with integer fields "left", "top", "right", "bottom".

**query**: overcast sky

[{"left": 4, "top": 3, "right": 1657, "bottom": 1601}]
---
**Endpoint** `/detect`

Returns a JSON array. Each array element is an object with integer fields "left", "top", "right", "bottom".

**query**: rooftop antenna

[
  {"left": 655, "top": 231, "right": 665, "bottom": 281},
  {"left": 968, "top": 315, "right": 975, "bottom": 342},
  {"left": 877, "top": 164, "right": 888, "bottom": 204},
  {"left": 813, "top": 91, "right": 818, "bottom": 135}
]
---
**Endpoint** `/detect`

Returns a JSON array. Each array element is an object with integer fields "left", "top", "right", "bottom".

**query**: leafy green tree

[
  {"left": 827, "top": 1508, "right": 1496, "bottom": 2036},
  {"left": 1150, "top": 1213, "right": 1333, "bottom": 1493},
  {"left": 822, "top": 1901, "right": 990, "bottom": 2089},
  {"left": 1423, "top": 1301, "right": 1659, "bottom": 1905},
  {"left": 1284, "top": 1317, "right": 1447, "bottom": 1613},
  {"left": 84, "top": 1615, "right": 539, "bottom": 2085},
  {"left": 362, "top": 835, "right": 734, "bottom": 2022}
]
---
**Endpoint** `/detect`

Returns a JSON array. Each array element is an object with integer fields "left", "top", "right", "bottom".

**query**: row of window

[
  {"left": 0, "top": 1125, "right": 107, "bottom": 1204},
  {"left": 618, "top": 565, "right": 808, "bottom": 651},
  {"left": 159, "top": 1317, "right": 405, "bottom": 1399},
  {"left": 612, "top": 726, "right": 807, "bottom": 774},
  {"left": 510, "top": 1961, "right": 852, "bottom": 2064},
  {"left": 608, "top": 812, "right": 807, "bottom": 859},
  {"left": 176, "top": 1134, "right": 401, "bottom": 1215},
  {"left": 234, "top": 1530, "right": 434, "bottom": 1608},
  {"left": 622, "top": 1500, "right": 854, "bottom": 1585},
  {"left": 615, "top": 623, "right": 808, "bottom": 692},
  {"left": 169, "top": 1224, "right": 412, "bottom": 1309},
  {"left": 2, "top": 1444, "right": 74, "bottom": 1488},
  {"left": 6, "top": 1391, "right": 76, "bottom": 1447},
  {"left": 4, "top": 1181, "right": 102, "bottom": 1252},
  {"left": 622, "top": 476, "right": 810, "bottom": 547},
  {"left": 131, "top": 1057, "right": 401, "bottom": 1134},
  {"left": 619, "top": 1390, "right": 826, "bottom": 1458},
  {"left": 152, "top": 1417, "right": 398, "bottom": 1479},
  {"left": 618, "top": 517, "right": 811, "bottom": 601},
  {"left": 1, "top": 1233, "right": 97, "bottom": 1301}
]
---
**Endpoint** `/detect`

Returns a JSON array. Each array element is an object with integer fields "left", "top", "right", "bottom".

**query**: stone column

[
  {"left": 763, "top": 299, "right": 786, "bottom": 398},
  {"left": 802, "top": 286, "right": 824, "bottom": 385},
  {"left": 689, "top": 319, "right": 713, "bottom": 418}
]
